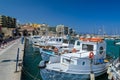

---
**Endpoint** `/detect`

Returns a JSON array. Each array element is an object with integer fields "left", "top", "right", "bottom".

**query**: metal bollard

[{"left": 15, "top": 48, "right": 20, "bottom": 72}]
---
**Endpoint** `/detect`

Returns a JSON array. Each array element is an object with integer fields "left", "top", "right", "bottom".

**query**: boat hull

[
  {"left": 40, "top": 68, "right": 106, "bottom": 80},
  {"left": 32, "top": 45, "right": 40, "bottom": 52},
  {"left": 41, "top": 52, "right": 52, "bottom": 61}
]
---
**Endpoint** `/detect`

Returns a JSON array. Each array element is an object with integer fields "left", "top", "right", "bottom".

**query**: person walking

[{"left": 21, "top": 36, "right": 24, "bottom": 44}]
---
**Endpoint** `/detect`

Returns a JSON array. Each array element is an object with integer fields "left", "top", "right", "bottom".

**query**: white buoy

[
  {"left": 108, "top": 72, "right": 113, "bottom": 80},
  {"left": 90, "top": 73, "right": 95, "bottom": 80}
]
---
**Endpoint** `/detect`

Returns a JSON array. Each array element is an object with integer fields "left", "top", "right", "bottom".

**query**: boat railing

[
  {"left": 43, "top": 49, "right": 106, "bottom": 59},
  {"left": 61, "top": 55, "right": 107, "bottom": 65},
  {"left": 62, "top": 55, "right": 106, "bottom": 62},
  {"left": 77, "top": 49, "right": 106, "bottom": 57},
  {"left": 62, "top": 55, "right": 105, "bottom": 60}
]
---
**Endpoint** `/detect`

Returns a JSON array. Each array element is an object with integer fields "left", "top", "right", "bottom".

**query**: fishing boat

[
  {"left": 46, "top": 37, "right": 64, "bottom": 46},
  {"left": 32, "top": 37, "right": 49, "bottom": 52},
  {"left": 39, "top": 38, "right": 79, "bottom": 61},
  {"left": 26, "top": 35, "right": 41, "bottom": 45},
  {"left": 31, "top": 36, "right": 41, "bottom": 45},
  {"left": 32, "top": 36, "right": 64, "bottom": 52},
  {"left": 26, "top": 35, "right": 42, "bottom": 51},
  {"left": 39, "top": 37, "right": 110, "bottom": 80},
  {"left": 30, "top": 35, "right": 42, "bottom": 51}
]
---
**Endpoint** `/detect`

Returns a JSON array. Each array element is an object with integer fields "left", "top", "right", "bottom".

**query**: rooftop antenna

[
  {"left": 102, "top": 25, "right": 106, "bottom": 37},
  {"left": 93, "top": 26, "right": 96, "bottom": 35},
  {"left": 98, "top": 27, "right": 101, "bottom": 36}
]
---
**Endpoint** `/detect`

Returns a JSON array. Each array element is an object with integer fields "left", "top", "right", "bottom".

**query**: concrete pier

[{"left": 0, "top": 39, "right": 24, "bottom": 80}]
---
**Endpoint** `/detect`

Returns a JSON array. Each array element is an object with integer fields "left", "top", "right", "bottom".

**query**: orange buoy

[
  {"left": 89, "top": 52, "right": 94, "bottom": 59},
  {"left": 72, "top": 48, "right": 77, "bottom": 53}
]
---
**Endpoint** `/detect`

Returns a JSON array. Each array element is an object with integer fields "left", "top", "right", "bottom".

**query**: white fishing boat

[
  {"left": 39, "top": 37, "right": 77, "bottom": 61},
  {"left": 26, "top": 35, "right": 41, "bottom": 45},
  {"left": 33, "top": 37, "right": 48, "bottom": 49},
  {"left": 28, "top": 35, "right": 41, "bottom": 51},
  {"left": 39, "top": 37, "right": 63, "bottom": 53},
  {"left": 31, "top": 36, "right": 41, "bottom": 45},
  {"left": 107, "top": 57, "right": 120, "bottom": 80},
  {"left": 46, "top": 37, "right": 64, "bottom": 45},
  {"left": 26, "top": 36, "right": 32, "bottom": 44},
  {"left": 32, "top": 36, "right": 61, "bottom": 52},
  {"left": 39, "top": 37, "right": 110, "bottom": 80}
]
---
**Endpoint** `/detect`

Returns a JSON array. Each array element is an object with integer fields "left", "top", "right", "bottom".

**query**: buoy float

[
  {"left": 72, "top": 48, "right": 77, "bottom": 53},
  {"left": 104, "top": 59, "right": 109, "bottom": 63},
  {"left": 89, "top": 52, "right": 94, "bottom": 59}
]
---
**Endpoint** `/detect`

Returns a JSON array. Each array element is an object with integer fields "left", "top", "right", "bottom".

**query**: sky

[{"left": 0, "top": 0, "right": 120, "bottom": 34}]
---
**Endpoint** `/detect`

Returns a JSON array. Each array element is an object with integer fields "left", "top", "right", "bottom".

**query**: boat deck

[{"left": 46, "top": 63, "right": 68, "bottom": 72}]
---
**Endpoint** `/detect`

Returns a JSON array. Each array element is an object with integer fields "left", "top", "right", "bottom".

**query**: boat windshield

[
  {"left": 56, "top": 38, "right": 62, "bottom": 42},
  {"left": 49, "top": 38, "right": 55, "bottom": 41},
  {"left": 63, "top": 39, "right": 68, "bottom": 43},
  {"left": 63, "top": 39, "right": 75, "bottom": 44},
  {"left": 49, "top": 38, "right": 62, "bottom": 42},
  {"left": 82, "top": 44, "right": 93, "bottom": 51},
  {"left": 33, "top": 37, "right": 41, "bottom": 39}
]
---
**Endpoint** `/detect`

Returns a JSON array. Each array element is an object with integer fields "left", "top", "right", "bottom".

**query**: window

[
  {"left": 82, "top": 44, "right": 93, "bottom": 51},
  {"left": 99, "top": 47, "right": 104, "bottom": 54},
  {"left": 49, "top": 39, "right": 52, "bottom": 41},
  {"left": 70, "top": 40, "right": 75, "bottom": 44},
  {"left": 63, "top": 39, "right": 68, "bottom": 43},
  {"left": 59, "top": 38, "right": 62, "bottom": 42},
  {"left": 34, "top": 37, "right": 41, "bottom": 39},
  {"left": 53, "top": 38, "right": 56, "bottom": 41},
  {"left": 77, "top": 41, "right": 80, "bottom": 45},
  {"left": 62, "top": 58, "right": 74, "bottom": 64},
  {"left": 56, "top": 38, "right": 59, "bottom": 41},
  {"left": 82, "top": 62, "right": 85, "bottom": 65}
]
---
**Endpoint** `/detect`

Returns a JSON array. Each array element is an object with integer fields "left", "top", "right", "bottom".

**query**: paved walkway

[{"left": 0, "top": 39, "right": 24, "bottom": 80}]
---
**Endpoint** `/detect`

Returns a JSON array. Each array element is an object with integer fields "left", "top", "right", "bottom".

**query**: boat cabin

[
  {"left": 31, "top": 36, "right": 41, "bottom": 44},
  {"left": 74, "top": 40, "right": 81, "bottom": 51},
  {"left": 47, "top": 37, "right": 63, "bottom": 45},
  {"left": 60, "top": 38, "right": 106, "bottom": 66}
]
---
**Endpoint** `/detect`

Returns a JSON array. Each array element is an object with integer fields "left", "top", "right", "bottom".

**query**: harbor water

[
  {"left": 21, "top": 39, "right": 42, "bottom": 80},
  {"left": 21, "top": 39, "right": 120, "bottom": 80},
  {"left": 106, "top": 39, "right": 120, "bottom": 58}
]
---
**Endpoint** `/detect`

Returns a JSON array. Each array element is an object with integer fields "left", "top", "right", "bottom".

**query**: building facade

[{"left": 0, "top": 15, "right": 17, "bottom": 38}]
